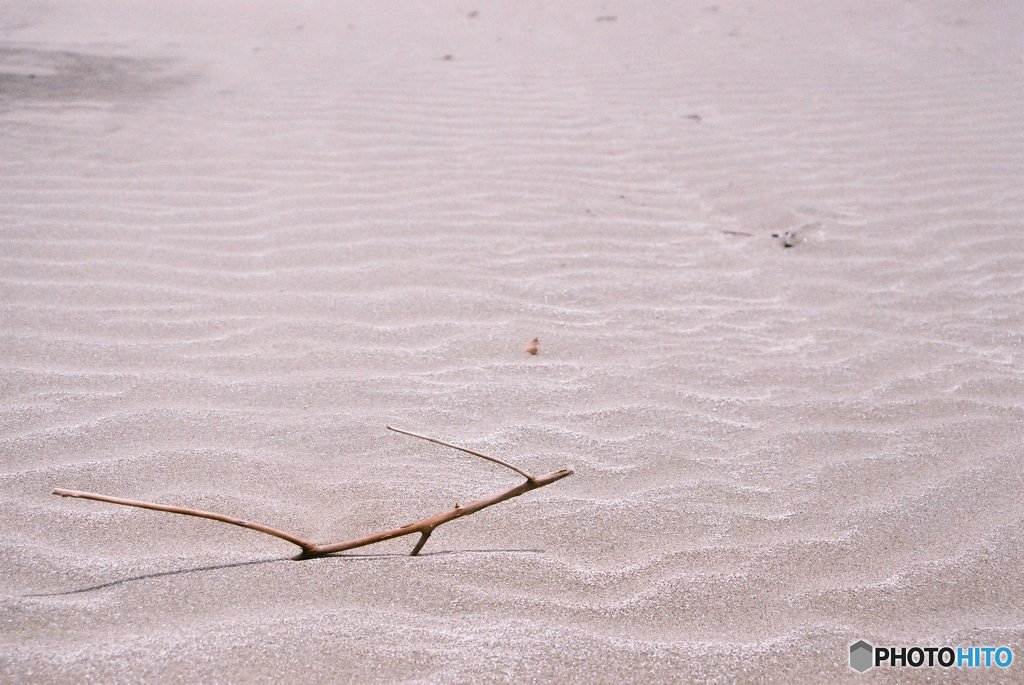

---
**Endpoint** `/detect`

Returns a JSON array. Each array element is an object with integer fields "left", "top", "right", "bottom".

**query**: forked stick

[{"left": 53, "top": 426, "right": 573, "bottom": 560}]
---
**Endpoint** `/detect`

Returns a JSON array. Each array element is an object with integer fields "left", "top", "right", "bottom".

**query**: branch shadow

[
  {"left": 25, "top": 548, "right": 544, "bottom": 596},
  {"left": 328, "top": 548, "right": 544, "bottom": 560},
  {"left": 24, "top": 556, "right": 292, "bottom": 597}
]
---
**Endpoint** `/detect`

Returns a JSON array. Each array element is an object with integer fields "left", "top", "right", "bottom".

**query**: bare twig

[
  {"left": 385, "top": 425, "right": 534, "bottom": 480},
  {"left": 50, "top": 489, "right": 319, "bottom": 554},
  {"left": 53, "top": 427, "right": 573, "bottom": 560}
]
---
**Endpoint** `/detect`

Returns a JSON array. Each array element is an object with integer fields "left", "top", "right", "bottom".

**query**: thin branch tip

[{"left": 386, "top": 425, "right": 535, "bottom": 480}]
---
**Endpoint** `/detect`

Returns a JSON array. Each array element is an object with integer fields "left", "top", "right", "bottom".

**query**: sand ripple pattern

[{"left": 2, "top": 2, "right": 1023, "bottom": 683}]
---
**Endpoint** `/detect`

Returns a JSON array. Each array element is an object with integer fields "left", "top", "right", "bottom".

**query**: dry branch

[{"left": 53, "top": 426, "right": 573, "bottom": 560}]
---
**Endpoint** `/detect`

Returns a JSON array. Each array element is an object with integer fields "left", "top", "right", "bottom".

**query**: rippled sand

[{"left": 2, "top": 2, "right": 1023, "bottom": 682}]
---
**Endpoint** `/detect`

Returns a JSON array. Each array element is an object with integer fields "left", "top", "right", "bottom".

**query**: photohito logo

[{"left": 849, "top": 640, "right": 1014, "bottom": 673}]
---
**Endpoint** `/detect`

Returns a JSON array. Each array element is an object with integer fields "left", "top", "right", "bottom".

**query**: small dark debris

[
  {"left": 468, "top": 10, "right": 479, "bottom": 19},
  {"left": 771, "top": 231, "right": 797, "bottom": 248},
  {"left": 771, "top": 222, "right": 819, "bottom": 248},
  {"left": 596, "top": 15, "right": 617, "bottom": 22},
  {"left": 442, "top": 54, "right": 454, "bottom": 61},
  {"left": 685, "top": 113, "right": 703, "bottom": 122}
]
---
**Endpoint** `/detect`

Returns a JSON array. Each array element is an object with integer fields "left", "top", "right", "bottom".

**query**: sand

[{"left": 2, "top": 1, "right": 1023, "bottom": 682}]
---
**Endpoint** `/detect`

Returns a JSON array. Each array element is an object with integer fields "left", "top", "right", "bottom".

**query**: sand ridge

[{"left": 2, "top": 1, "right": 1023, "bottom": 682}]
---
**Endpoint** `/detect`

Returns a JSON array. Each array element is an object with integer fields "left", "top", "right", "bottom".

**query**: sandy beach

[{"left": 2, "top": 1, "right": 1023, "bottom": 682}]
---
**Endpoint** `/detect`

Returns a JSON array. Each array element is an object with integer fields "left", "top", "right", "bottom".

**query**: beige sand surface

[{"left": 2, "top": 1, "right": 1023, "bottom": 682}]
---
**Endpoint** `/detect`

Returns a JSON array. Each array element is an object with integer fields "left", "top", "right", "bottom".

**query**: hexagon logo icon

[{"left": 850, "top": 640, "right": 874, "bottom": 672}]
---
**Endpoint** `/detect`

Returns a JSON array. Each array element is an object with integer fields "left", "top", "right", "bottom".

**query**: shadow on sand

[{"left": 25, "top": 548, "right": 544, "bottom": 597}]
